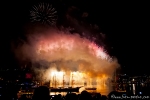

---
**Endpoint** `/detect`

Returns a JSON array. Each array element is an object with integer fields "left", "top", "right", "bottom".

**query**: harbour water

[{"left": 48, "top": 87, "right": 112, "bottom": 95}]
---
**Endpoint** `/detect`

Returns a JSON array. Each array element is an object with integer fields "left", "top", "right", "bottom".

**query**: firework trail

[{"left": 30, "top": 3, "right": 57, "bottom": 25}]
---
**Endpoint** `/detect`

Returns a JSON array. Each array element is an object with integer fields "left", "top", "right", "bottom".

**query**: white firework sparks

[{"left": 30, "top": 3, "right": 57, "bottom": 25}]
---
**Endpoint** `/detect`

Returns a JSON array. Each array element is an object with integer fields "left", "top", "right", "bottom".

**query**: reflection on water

[
  {"left": 50, "top": 84, "right": 114, "bottom": 96},
  {"left": 49, "top": 89, "right": 111, "bottom": 96},
  {"left": 50, "top": 92, "right": 77, "bottom": 96}
]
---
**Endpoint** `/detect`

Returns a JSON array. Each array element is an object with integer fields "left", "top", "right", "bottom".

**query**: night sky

[{"left": 1, "top": 0, "right": 150, "bottom": 75}]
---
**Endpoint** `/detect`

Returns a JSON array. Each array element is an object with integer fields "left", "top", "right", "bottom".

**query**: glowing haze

[{"left": 13, "top": 28, "right": 119, "bottom": 94}]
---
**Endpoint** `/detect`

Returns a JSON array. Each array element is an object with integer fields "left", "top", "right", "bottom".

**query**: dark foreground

[{"left": 1, "top": 86, "right": 150, "bottom": 100}]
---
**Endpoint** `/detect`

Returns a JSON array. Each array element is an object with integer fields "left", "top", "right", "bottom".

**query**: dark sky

[{"left": 1, "top": 0, "right": 150, "bottom": 75}]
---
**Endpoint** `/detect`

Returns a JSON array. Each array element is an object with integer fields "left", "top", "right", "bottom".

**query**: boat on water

[
  {"left": 49, "top": 87, "right": 97, "bottom": 92},
  {"left": 85, "top": 87, "right": 97, "bottom": 90},
  {"left": 49, "top": 87, "right": 80, "bottom": 92}
]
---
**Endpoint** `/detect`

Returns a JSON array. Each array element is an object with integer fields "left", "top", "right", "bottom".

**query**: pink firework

[{"left": 35, "top": 32, "right": 110, "bottom": 61}]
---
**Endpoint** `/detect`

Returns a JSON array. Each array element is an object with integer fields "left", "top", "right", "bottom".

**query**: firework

[
  {"left": 14, "top": 29, "right": 119, "bottom": 95},
  {"left": 36, "top": 33, "right": 109, "bottom": 61},
  {"left": 30, "top": 3, "right": 57, "bottom": 25}
]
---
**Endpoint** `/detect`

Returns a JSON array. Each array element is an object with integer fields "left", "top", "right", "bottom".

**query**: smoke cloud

[{"left": 12, "top": 26, "right": 119, "bottom": 94}]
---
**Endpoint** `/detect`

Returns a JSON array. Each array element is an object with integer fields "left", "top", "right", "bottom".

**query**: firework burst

[
  {"left": 13, "top": 29, "right": 119, "bottom": 95},
  {"left": 30, "top": 3, "right": 58, "bottom": 25}
]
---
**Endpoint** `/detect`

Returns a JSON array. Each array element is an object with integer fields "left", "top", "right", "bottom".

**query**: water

[{"left": 49, "top": 88, "right": 112, "bottom": 96}]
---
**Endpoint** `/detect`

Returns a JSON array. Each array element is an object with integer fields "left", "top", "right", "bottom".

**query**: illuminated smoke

[{"left": 13, "top": 28, "right": 119, "bottom": 94}]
